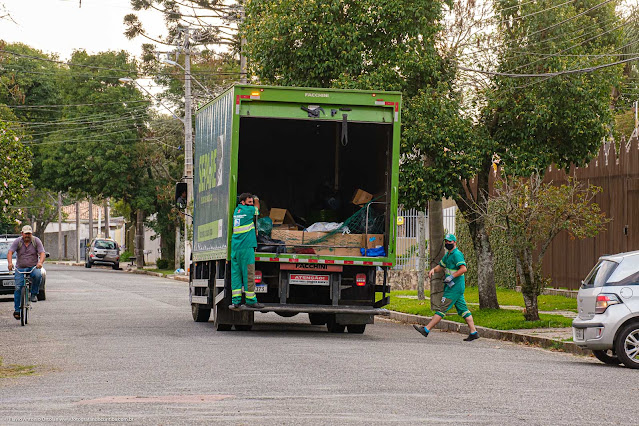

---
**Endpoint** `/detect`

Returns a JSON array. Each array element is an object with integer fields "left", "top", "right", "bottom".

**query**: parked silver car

[
  {"left": 0, "top": 234, "right": 47, "bottom": 300},
  {"left": 573, "top": 250, "right": 639, "bottom": 368},
  {"left": 85, "top": 238, "right": 120, "bottom": 270}
]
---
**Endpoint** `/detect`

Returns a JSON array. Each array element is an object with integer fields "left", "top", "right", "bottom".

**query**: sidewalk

[{"left": 385, "top": 310, "right": 587, "bottom": 356}]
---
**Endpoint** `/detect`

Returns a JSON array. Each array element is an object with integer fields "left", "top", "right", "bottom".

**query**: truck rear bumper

[{"left": 233, "top": 303, "right": 389, "bottom": 316}]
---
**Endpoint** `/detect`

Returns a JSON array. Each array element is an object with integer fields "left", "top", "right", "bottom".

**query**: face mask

[{"left": 445, "top": 242, "right": 455, "bottom": 251}]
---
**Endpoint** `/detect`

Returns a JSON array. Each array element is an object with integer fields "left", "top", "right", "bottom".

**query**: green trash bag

[{"left": 257, "top": 217, "right": 273, "bottom": 237}]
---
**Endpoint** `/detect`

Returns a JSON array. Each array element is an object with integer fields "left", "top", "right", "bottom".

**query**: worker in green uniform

[
  {"left": 230, "top": 193, "right": 264, "bottom": 309},
  {"left": 413, "top": 233, "right": 479, "bottom": 341}
]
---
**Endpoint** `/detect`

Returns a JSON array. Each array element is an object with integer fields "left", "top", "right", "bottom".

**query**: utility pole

[
  {"left": 75, "top": 202, "right": 80, "bottom": 263},
  {"left": 104, "top": 198, "right": 110, "bottom": 239},
  {"left": 183, "top": 27, "right": 194, "bottom": 275},
  {"left": 635, "top": 100, "right": 638, "bottom": 135},
  {"left": 57, "top": 192, "right": 62, "bottom": 260}
]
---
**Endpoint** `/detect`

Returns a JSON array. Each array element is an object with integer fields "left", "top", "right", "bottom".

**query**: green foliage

[
  {"left": 156, "top": 258, "right": 170, "bottom": 269},
  {"left": 385, "top": 293, "right": 573, "bottom": 330},
  {"left": 456, "top": 208, "right": 516, "bottom": 289},
  {"left": 38, "top": 50, "right": 148, "bottom": 201},
  {"left": 120, "top": 250, "right": 133, "bottom": 262},
  {"left": 243, "top": 0, "right": 478, "bottom": 210},
  {"left": 0, "top": 118, "right": 31, "bottom": 225},
  {"left": 484, "top": 0, "right": 624, "bottom": 175}
]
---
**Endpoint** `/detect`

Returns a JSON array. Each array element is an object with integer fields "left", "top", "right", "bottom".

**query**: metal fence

[{"left": 394, "top": 206, "right": 457, "bottom": 271}]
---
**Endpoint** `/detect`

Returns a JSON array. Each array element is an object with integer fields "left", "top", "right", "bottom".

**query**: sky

[{"left": 0, "top": 0, "right": 167, "bottom": 60}]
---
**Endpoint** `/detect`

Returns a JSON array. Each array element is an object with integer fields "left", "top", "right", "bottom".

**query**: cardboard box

[
  {"left": 364, "top": 234, "right": 384, "bottom": 249},
  {"left": 351, "top": 189, "right": 373, "bottom": 206},
  {"left": 271, "top": 229, "right": 304, "bottom": 243},
  {"left": 273, "top": 224, "right": 297, "bottom": 230},
  {"left": 314, "top": 247, "right": 362, "bottom": 257},
  {"left": 270, "top": 208, "right": 295, "bottom": 225}
]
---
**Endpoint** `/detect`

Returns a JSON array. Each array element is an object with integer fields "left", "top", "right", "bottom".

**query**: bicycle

[{"left": 15, "top": 266, "right": 36, "bottom": 326}]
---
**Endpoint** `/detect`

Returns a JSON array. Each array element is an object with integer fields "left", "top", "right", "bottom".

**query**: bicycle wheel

[
  {"left": 24, "top": 282, "right": 29, "bottom": 325},
  {"left": 20, "top": 286, "right": 27, "bottom": 326}
]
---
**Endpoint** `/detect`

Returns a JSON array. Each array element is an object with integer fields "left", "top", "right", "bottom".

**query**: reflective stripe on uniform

[
  {"left": 232, "top": 289, "right": 242, "bottom": 296},
  {"left": 233, "top": 223, "right": 255, "bottom": 234},
  {"left": 245, "top": 291, "right": 256, "bottom": 299}
]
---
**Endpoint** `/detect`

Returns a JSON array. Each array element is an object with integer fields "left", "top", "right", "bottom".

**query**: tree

[
  {"left": 38, "top": 50, "right": 149, "bottom": 200},
  {"left": 16, "top": 188, "right": 61, "bottom": 240},
  {"left": 0, "top": 113, "right": 31, "bottom": 227},
  {"left": 451, "top": 0, "right": 625, "bottom": 308},
  {"left": 487, "top": 174, "right": 608, "bottom": 320}
]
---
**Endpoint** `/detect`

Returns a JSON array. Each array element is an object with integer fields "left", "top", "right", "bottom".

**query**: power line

[
  {"left": 6, "top": 99, "right": 150, "bottom": 109},
  {"left": 459, "top": 56, "right": 638, "bottom": 77}
]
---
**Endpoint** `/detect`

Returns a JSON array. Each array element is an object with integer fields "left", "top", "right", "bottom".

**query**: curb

[
  {"left": 388, "top": 310, "right": 590, "bottom": 356},
  {"left": 127, "top": 269, "right": 189, "bottom": 282},
  {"left": 48, "top": 261, "right": 84, "bottom": 267}
]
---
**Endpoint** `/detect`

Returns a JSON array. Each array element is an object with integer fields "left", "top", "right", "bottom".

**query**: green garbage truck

[{"left": 186, "top": 84, "right": 401, "bottom": 333}]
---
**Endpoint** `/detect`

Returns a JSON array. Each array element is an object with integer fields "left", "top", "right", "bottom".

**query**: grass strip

[
  {"left": 381, "top": 293, "right": 574, "bottom": 330},
  {"left": 0, "top": 358, "right": 36, "bottom": 379}
]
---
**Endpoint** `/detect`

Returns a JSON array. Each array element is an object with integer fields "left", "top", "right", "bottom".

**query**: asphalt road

[{"left": 0, "top": 264, "right": 636, "bottom": 425}]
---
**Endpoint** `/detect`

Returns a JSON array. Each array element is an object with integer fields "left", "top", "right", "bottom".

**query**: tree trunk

[
  {"left": 428, "top": 200, "right": 445, "bottom": 312},
  {"left": 104, "top": 198, "right": 110, "bottom": 239},
  {"left": 515, "top": 248, "right": 540, "bottom": 321},
  {"left": 88, "top": 197, "right": 93, "bottom": 243},
  {"left": 417, "top": 210, "right": 427, "bottom": 301},
  {"left": 457, "top": 159, "right": 499, "bottom": 309},
  {"left": 135, "top": 209, "right": 144, "bottom": 268},
  {"left": 175, "top": 224, "right": 181, "bottom": 270}
]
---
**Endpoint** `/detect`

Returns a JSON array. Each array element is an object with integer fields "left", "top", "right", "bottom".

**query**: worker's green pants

[{"left": 231, "top": 248, "right": 257, "bottom": 305}]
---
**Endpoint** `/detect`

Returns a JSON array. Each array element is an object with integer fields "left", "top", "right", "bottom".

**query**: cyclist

[{"left": 7, "top": 225, "right": 45, "bottom": 320}]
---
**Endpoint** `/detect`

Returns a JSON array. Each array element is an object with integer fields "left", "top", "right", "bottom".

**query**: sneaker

[
  {"left": 245, "top": 302, "right": 265, "bottom": 309},
  {"left": 228, "top": 303, "right": 241, "bottom": 310},
  {"left": 13, "top": 311, "right": 20, "bottom": 320},
  {"left": 464, "top": 332, "right": 480, "bottom": 341},
  {"left": 413, "top": 324, "right": 429, "bottom": 338},
  {"left": 30, "top": 295, "right": 38, "bottom": 303}
]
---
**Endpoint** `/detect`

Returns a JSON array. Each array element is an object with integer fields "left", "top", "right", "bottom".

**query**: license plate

[
  {"left": 289, "top": 274, "right": 330, "bottom": 286},
  {"left": 2, "top": 279, "right": 15, "bottom": 286},
  {"left": 575, "top": 328, "right": 584, "bottom": 340},
  {"left": 255, "top": 284, "right": 268, "bottom": 293}
]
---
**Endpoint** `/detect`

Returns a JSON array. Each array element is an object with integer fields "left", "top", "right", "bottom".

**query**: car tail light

[
  {"left": 356, "top": 273, "right": 366, "bottom": 286},
  {"left": 255, "top": 270, "right": 262, "bottom": 284},
  {"left": 595, "top": 294, "right": 621, "bottom": 314}
]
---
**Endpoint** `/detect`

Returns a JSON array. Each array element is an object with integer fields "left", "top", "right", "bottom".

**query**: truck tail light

[
  {"left": 255, "top": 270, "right": 262, "bottom": 284},
  {"left": 355, "top": 273, "right": 366, "bottom": 286},
  {"left": 595, "top": 294, "right": 621, "bottom": 314}
]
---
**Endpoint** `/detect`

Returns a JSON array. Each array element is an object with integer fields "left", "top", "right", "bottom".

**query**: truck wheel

[
  {"left": 234, "top": 324, "right": 253, "bottom": 331},
  {"left": 614, "top": 322, "right": 639, "bottom": 369},
  {"left": 191, "top": 303, "right": 211, "bottom": 322},
  {"left": 327, "top": 316, "right": 345, "bottom": 333},
  {"left": 347, "top": 324, "right": 366, "bottom": 334},
  {"left": 276, "top": 312, "right": 298, "bottom": 318},
  {"left": 309, "top": 314, "right": 328, "bottom": 325},
  {"left": 592, "top": 349, "right": 621, "bottom": 365}
]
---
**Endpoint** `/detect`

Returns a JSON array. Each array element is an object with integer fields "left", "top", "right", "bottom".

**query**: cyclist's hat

[{"left": 22, "top": 225, "right": 33, "bottom": 234}]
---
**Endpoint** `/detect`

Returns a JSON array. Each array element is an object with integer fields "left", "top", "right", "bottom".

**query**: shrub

[
  {"left": 156, "top": 258, "right": 172, "bottom": 269},
  {"left": 120, "top": 250, "right": 132, "bottom": 262}
]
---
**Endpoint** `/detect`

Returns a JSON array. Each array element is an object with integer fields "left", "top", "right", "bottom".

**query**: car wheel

[
  {"left": 85, "top": 262, "right": 91, "bottom": 268},
  {"left": 112, "top": 262, "right": 119, "bottom": 270},
  {"left": 614, "top": 322, "right": 639, "bottom": 369},
  {"left": 592, "top": 349, "right": 621, "bottom": 365}
]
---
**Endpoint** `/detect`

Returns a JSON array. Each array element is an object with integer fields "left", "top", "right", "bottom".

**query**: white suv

[{"left": 573, "top": 251, "right": 639, "bottom": 368}]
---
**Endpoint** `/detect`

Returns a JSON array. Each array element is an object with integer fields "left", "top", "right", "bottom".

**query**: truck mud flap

[{"left": 233, "top": 303, "right": 389, "bottom": 316}]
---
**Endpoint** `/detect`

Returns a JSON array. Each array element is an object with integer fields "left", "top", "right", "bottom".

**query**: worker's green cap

[{"left": 444, "top": 233, "right": 457, "bottom": 242}]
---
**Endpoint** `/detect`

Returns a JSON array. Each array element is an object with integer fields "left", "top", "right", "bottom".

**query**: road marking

[{"left": 77, "top": 394, "right": 234, "bottom": 404}]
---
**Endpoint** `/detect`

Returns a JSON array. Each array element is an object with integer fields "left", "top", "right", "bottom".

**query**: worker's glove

[{"left": 443, "top": 275, "right": 455, "bottom": 288}]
